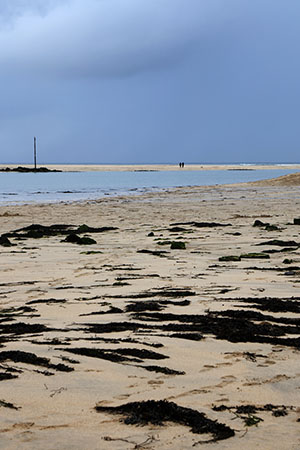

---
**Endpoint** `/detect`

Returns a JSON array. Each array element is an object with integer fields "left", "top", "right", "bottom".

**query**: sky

[{"left": 0, "top": 0, "right": 300, "bottom": 164}]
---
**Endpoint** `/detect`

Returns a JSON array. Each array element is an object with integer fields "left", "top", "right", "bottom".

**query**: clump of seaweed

[
  {"left": 95, "top": 399, "right": 235, "bottom": 442},
  {"left": 62, "top": 234, "right": 96, "bottom": 245},
  {"left": 0, "top": 350, "right": 73, "bottom": 372}
]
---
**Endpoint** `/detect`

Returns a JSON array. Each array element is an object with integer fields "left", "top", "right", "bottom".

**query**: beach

[
  {"left": 0, "top": 172, "right": 299, "bottom": 449},
  {"left": 1, "top": 163, "right": 300, "bottom": 172}
]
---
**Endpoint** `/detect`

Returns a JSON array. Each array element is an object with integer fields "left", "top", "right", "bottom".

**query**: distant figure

[
  {"left": 179, "top": 162, "right": 182, "bottom": 168},
  {"left": 182, "top": 162, "right": 185, "bottom": 168}
]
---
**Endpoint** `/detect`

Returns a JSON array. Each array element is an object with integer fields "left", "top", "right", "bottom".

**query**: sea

[{"left": 0, "top": 167, "right": 298, "bottom": 205}]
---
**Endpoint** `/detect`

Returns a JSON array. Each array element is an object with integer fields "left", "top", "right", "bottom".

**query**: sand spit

[
  {"left": 0, "top": 180, "right": 299, "bottom": 449},
  {"left": 252, "top": 171, "right": 300, "bottom": 186},
  {"left": 1, "top": 163, "right": 300, "bottom": 172}
]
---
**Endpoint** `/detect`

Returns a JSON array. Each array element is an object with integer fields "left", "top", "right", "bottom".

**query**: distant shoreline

[
  {"left": 1, "top": 163, "right": 300, "bottom": 172},
  {"left": 0, "top": 166, "right": 62, "bottom": 173}
]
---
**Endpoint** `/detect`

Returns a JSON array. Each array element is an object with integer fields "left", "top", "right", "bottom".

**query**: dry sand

[{"left": 0, "top": 172, "right": 299, "bottom": 449}]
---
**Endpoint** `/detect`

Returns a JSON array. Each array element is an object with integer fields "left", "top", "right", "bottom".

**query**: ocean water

[{"left": 0, "top": 169, "right": 297, "bottom": 205}]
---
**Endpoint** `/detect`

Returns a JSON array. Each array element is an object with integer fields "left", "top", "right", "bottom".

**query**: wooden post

[{"left": 34, "top": 137, "right": 37, "bottom": 171}]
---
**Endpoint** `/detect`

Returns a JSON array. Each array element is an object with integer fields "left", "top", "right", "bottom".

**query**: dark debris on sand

[
  {"left": 213, "top": 403, "right": 293, "bottom": 423},
  {"left": 2, "top": 223, "right": 118, "bottom": 242},
  {"left": 95, "top": 399, "right": 235, "bottom": 442},
  {"left": 0, "top": 350, "right": 74, "bottom": 372}
]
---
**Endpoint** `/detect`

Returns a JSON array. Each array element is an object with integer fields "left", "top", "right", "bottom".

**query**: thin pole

[{"left": 34, "top": 137, "right": 37, "bottom": 171}]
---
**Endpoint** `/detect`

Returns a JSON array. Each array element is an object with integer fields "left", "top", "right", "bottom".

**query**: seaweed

[
  {"left": 0, "top": 350, "right": 73, "bottom": 372},
  {"left": 4, "top": 223, "right": 117, "bottom": 240},
  {"left": 125, "top": 299, "right": 190, "bottom": 313},
  {"left": 141, "top": 365, "right": 185, "bottom": 375},
  {"left": 0, "top": 236, "right": 13, "bottom": 247},
  {"left": 0, "top": 372, "right": 18, "bottom": 381},
  {"left": 240, "top": 253, "right": 270, "bottom": 259},
  {"left": 0, "top": 399, "right": 20, "bottom": 410},
  {"left": 80, "top": 306, "right": 123, "bottom": 316},
  {"left": 26, "top": 298, "right": 66, "bottom": 305},
  {"left": 213, "top": 309, "right": 300, "bottom": 326},
  {"left": 170, "top": 221, "right": 231, "bottom": 228},
  {"left": 107, "top": 288, "right": 195, "bottom": 299},
  {"left": 169, "top": 332, "right": 203, "bottom": 341},
  {"left": 63, "top": 347, "right": 167, "bottom": 364},
  {"left": 219, "top": 256, "right": 241, "bottom": 262},
  {"left": 132, "top": 311, "right": 300, "bottom": 347},
  {"left": 169, "top": 227, "right": 188, "bottom": 232},
  {"left": 75, "top": 224, "right": 117, "bottom": 234},
  {"left": 137, "top": 249, "right": 169, "bottom": 257},
  {"left": 95, "top": 400, "right": 235, "bottom": 442},
  {"left": 0, "top": 322, "right": 53, "bottom": 335},
  {"left": 62, "top": 233, "right": 96, "bottom": 245},
  {"left": 227, "top": 297, "right": 300, "bottom": 313},
  {"left": 213, "top": 403, "right": 292, "bottom": 418},
  {"left": 170, "top": 241, "right": 186, "bottom": 250},
  {"left": 257, "top": 239, "right": 299, "bottom": 247}
]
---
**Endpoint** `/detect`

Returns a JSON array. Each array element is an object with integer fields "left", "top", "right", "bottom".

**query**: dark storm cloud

[
  {"left": 1, "top": 1, "right": 300, "bottom": 164},
  {"left": 0, "top": 0, "right": 235, "bottom": 78}
]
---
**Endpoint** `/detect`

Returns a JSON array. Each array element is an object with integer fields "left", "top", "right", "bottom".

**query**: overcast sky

[{"left": 1, "top": 0, "right": 300, "bottom": 164}]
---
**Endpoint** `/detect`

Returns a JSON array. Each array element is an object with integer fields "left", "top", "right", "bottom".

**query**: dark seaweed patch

[
  {"left": 4, "top": 223, "right": 118, "bottom": 241},
  {"left": 212, "top": 309, "right": 300, "bottom": 326},
  {"left": 80, "top": 306, "right": 123, "bottom": 317},
  {"left": 213, "top": 403, "right": 293, "bottom": 418},
  {"left": 169, "top": 226, "right": 188, "bottom": 232},
  {"left": 0, "top": 399, "right": 20, "bottom": 410},
  {"left": 257, "top": 240, "right": 299, "bottom": 247},
  {"left": 170, "top": 241, "right": 186, "bottom": 250},
  {"left": 63, "top": 347, "right": 167, "bottom": 364},
  {"left": 141, "top": 366, "right": 185, "bottom": 375},
  {"left": 240, "top": 253, "right": 270, "bottom": 259},
  {"left": 137, "top": 249, "right": 169, "bottom": 257},
  {"left": 0, "top": 351, "right": 73, "bottom": 372},
  {"left": 62, "top": 234, "right": 96, "bottom": 245},
  {"left": 26, "top": 298, "right": 66, "bottom": 305},
  {"left": 170, "top": 221, "right": 231, "bottom": 228},
  {"left": 95, "top": 400, "right": 235, "bottom": 442},
  {"left": 0, "top": 322, "right": 53, "bottom": 335},
  {"left": 0, "top": 236, "right": 13, "bottom": 247},
  {"left": 131, "top": 311, "right": 300, "bottom": 347},
  {"left": 107, "top": 288, "right": 195, "bottom": 300},
  {"left": 0, "top": 372, "right": 18, "bottom": 381},
  {"left": 219, "top": 256, "right": 241, "bottom": 262},
  {"left": 125, "top": 299, "right": 190, "bottom": 313},
  {"left": 0, "top": 306, "right": 37, "bottom": 317},
  {"left": 169, "top": 332, "right": 203, "bottom": 341},
  {"left": 227, "top": 297, "right": 300, "bottom": 314}
]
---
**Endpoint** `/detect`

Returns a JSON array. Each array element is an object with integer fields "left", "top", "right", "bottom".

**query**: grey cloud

[{"left": 0, "top": 0, "right": 238, "bottom": 78}]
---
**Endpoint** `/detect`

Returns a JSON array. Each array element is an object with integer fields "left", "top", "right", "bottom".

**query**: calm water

[{"left": 0, "top": 169, "right": 297, "bottom": 205}]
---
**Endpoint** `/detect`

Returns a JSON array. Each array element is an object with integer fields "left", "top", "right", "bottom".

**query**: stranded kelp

[
  {"left": 95, "top": 400, "right": 235, "bottom": 442},
  {"left": 1, "top": 223, "right": 118, "bottom": 242},
  {"left": 212, "top": 404, "right": 294, "bottom": 426},
  {"left": 0, "top": 350, "right": 73, "bottom": 373}
]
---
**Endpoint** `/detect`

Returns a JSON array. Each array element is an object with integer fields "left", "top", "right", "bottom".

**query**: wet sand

[{"left": 0, "top": 172, "right": 299, "bottom": 449}]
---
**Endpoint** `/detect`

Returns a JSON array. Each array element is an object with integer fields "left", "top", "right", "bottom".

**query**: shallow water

[{"left": 0, "top": 169, "right": 297, "bottom": 205}]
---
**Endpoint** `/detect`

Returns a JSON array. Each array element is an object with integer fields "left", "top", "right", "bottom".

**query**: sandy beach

[
  {"left": 1, "top": 163, "right": 300, "bottom": 172},
  {"left": 0, "top": 172, "right": 299, "bottom": 449}
]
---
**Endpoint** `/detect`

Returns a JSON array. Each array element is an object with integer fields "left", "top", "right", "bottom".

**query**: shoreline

[
  {"left": 0, "top": 169, "right": 300, "bottom": 209},
  {"left": 1, "top": 163, "right": 300, "bottom": 172}
]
